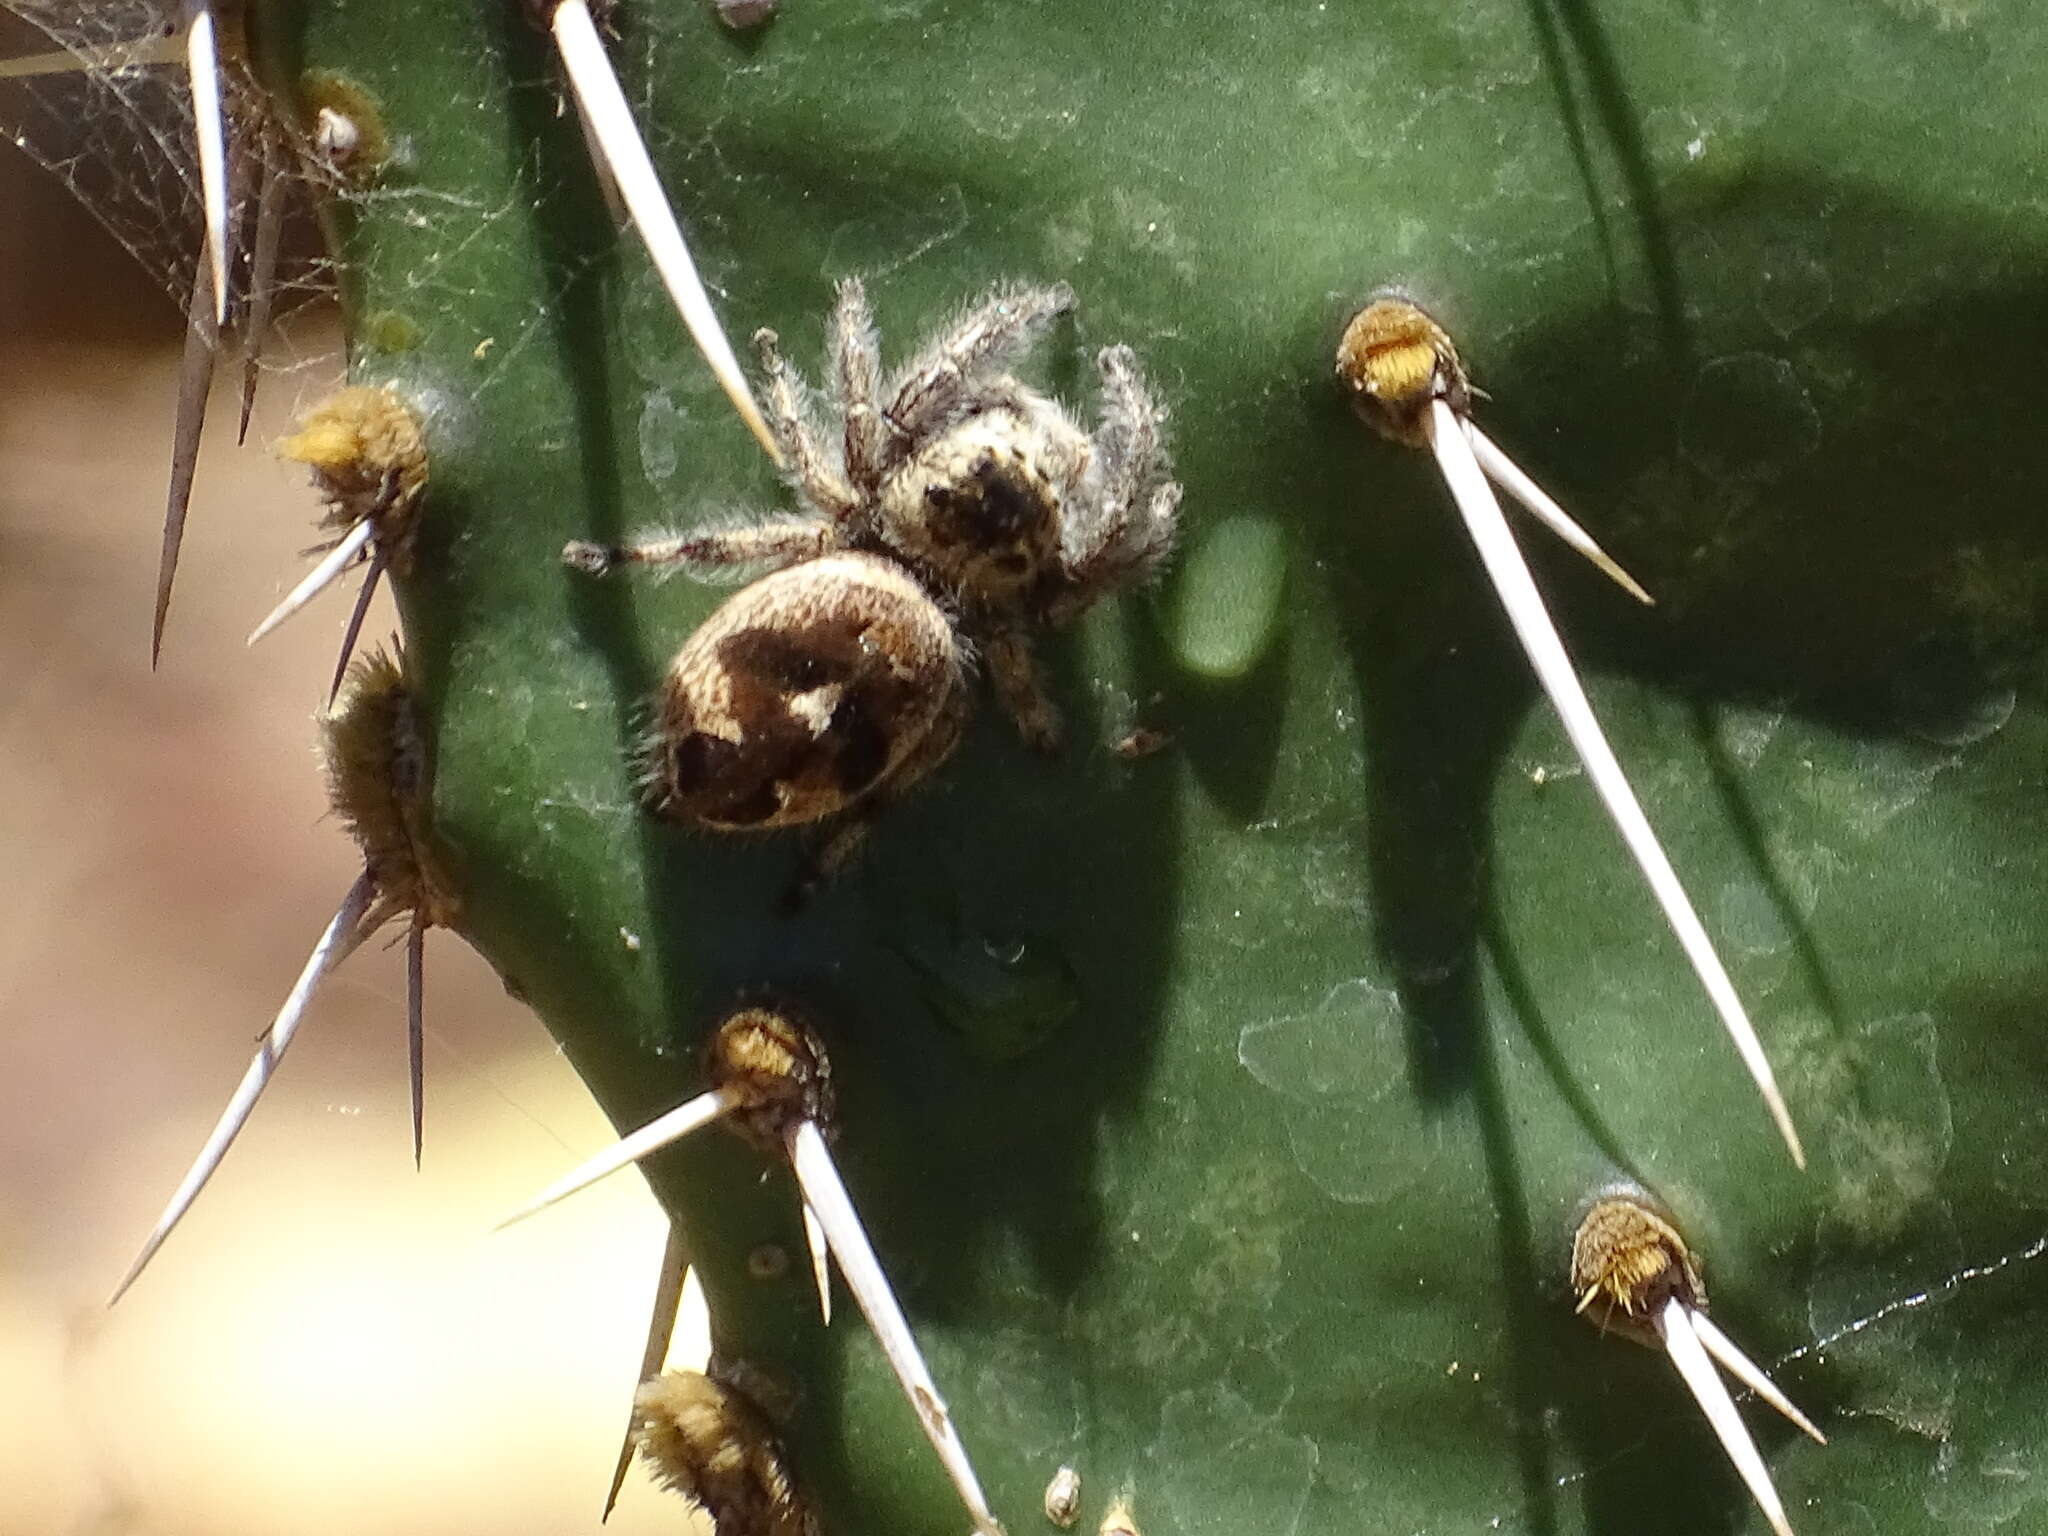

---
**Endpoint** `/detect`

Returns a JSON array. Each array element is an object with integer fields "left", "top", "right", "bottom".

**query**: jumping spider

[{"left": 565, "top": 278, "right": 1182, "bottom": 876}]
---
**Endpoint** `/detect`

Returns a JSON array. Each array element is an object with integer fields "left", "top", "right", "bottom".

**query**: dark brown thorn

[
  {"left": 237, "top": 125, "right": 288, "bottom": 445},
  {"left": 154, "top": 257, "right": 219, "bottom": 666},
  {"left": 603, "top": 1222, "right": 690, "bottom": 1521},
  {"left": 407, "top": 914, "right": 425, "bottom": 1168},
  {"left": 329, "top": 550, "right": 389, "bottom": 708}
]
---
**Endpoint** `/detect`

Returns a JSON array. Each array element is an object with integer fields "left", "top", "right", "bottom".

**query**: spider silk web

[{"left": 0, "top": 2, "right": 337, "bottom": 352}]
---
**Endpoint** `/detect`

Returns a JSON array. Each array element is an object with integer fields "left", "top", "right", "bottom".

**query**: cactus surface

[{"left": 41, "top": 0, "right": 2048, "bottom": 1531}]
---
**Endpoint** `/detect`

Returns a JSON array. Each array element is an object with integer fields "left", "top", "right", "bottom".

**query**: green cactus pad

[{"left": 263, "top": 1, "right": 2048, "bottom": 1531}]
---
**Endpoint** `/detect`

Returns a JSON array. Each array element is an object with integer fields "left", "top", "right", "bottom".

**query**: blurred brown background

[{"left": 0, "top": 137, "right": 704, "bottom": 1535}]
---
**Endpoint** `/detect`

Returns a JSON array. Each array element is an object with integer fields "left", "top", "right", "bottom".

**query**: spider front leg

[
  {"left": 754, "top": 326, "right": 863, "bottom": 522},
  {"left": 985, "top": 626, "right": 1064, "bottom": 753},
  {"left": 1050, "top": 348, "right": 1183, "bottom": 621},
  {"left": 886, "top": 282, "right": 1076, "bottom": 448},
  {"left": 1053, "top": 479, "right": 1183, "bottom": 626},
  {"left": 563, "top": 515, "right": 836, "bottom": 576},
  {"left": 1093, "top": 344, "right": 1170, "bottom": 520},
  {"left": 831, "top": 278, "right": 888, "bottom": 495}
]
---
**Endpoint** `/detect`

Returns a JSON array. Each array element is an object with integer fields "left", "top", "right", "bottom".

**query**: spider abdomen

[{"left": 648, "top": 553, "right": 967, "bottom": 830}]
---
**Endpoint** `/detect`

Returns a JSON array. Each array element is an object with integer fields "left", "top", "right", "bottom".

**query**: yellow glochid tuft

[
  {"left": 1333, "top": 295, "right": 1471, "bottom": 449},
  {"left": 276, "top": 384, "right": 429, "bottom": 556},
  {"left": 632, "top": 1370, "right": 817, "bottom": 1536},
  {"left": 321, "top": 648, "right": 458, "bottom": 931},
  {"left": 1569, "top": 1188, "right": 1706, "bottom": 1344},
  {"left": 705, "top": 1001, "right": 837, "bottom": 1149}
]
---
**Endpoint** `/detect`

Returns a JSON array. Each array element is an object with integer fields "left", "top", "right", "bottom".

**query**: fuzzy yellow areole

[
  {"left": 633, "top": 1370, "right": 818, "bottom": 1536},
  {"left": 250, "top": 385, "right": 429, "bottom": 701}
]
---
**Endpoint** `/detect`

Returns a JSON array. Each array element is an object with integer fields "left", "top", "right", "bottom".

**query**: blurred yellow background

[{"left": 0, "top": 143, "right": 705, "bottom": 1534}]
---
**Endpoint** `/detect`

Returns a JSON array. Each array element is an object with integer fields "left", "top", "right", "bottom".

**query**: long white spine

[
  {"left": 185, "top": 1, "right": 230, "bottom": 327},
  {"left": 788, "top": 1120, "right": 1004, "bottom": 1536},
  {"left": 109, "top": 871, "right": 378, "bottom": 1305},
  {"left": 549, "top": 0, "right": 780, "bottom": 463},
  {"left": 494, "top": 1088, "right": 735, "bottom": 1230},
  {"left": 1427, "top": 400, "right": 1804, "bottom": 1168},
  {"left": 1658, "top": 1299, "right": 1797, "bottom": 1536},
  {"left": 1689, "top": 1309, "right": 1826, "bottom": 1445},
  {"left": 248, "top": 517, "right": 376, "bottom": 645},
  {"left": 1463, "top": 422, "right": 1655, "bottom": 606}
]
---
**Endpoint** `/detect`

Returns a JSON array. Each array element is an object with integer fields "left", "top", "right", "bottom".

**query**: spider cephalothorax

[{"left": 567, "top": 278, "right": 1182, "bottom": 861}]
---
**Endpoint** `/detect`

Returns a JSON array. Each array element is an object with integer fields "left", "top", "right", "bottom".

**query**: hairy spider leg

[
  {"left": 545, "top": 0, "right": 779, "bottom": 462},
  {"left": 1092, "top": 345, "right": 1165, "bottom": 518},
  {"left": 787, "top": 1120, "right": 1004, "bottom": 1536},
  {"left": 563, "top": 517, "right": 835, "bottom": 576},
  {"left": 784, "top": 815, "right": 875, "bottom": 912},
  {"left": 603, "top": 1221, "right": 692, "bottom": 1520},
  {"left": 755, "top": 326, "right": 863, "bottom": 520},
  {"left": 1425, "top": 398, "right": 1805, "bottom": 1168},
  {"left": 183, "top": 0, "right": 230, "bottom": 327},
  {"left": 1054, "top": 476, "right": 1181, "bottom": 630},
  {"left": 984, "top": 626, "right": 1063, "bottom": 753},
  {"left": 108, "top": 871, "right": 379, "bottom": 1305},
  {"left": 885, "top": 282, "right": 1076, "bottom": 448},
  {"left": 1462, "top": 422, "right": 1654, "bottom": 606},
  {"left": 831, "top": 277, "right": 887, "bottom": 493},
  {"left": 154, "top": 253, "right": 220, "bottom": 666},
  {"left": 1056, "top": 347, "right": 1179, "bottom": 602},
  {"left": 1656, "top": 1298, "right": 1801, "bottom": 1536}
]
